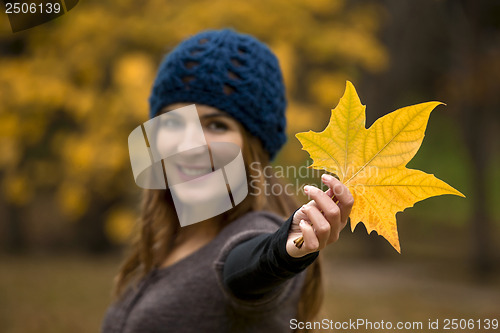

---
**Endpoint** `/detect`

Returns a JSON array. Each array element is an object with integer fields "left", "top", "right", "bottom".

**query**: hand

[{"left": 286, "top": 174, "right": 354, "bottom": 258}]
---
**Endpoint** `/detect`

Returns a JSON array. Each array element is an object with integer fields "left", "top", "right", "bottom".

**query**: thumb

[
  {"left": 299, "top": 220, "right": 319, "bottom": 254},
  {"left": 287, "top": 220, "right": 319, "bottom": 258}
]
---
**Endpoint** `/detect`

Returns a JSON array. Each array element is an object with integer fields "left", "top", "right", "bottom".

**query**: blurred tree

[
  {"left": 443, "top": 0, "right": 500, "bottom": 275},
  {"left": 0, "top": 0, "right": 387, "bottom": 252},
  {"left": 359, "top": 0, "right": 499, "bottom": 272}
]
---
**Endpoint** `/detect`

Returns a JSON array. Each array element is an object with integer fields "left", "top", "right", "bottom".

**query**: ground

[{"left": 0, "top": 243, "right": 498, "bottom": 333}]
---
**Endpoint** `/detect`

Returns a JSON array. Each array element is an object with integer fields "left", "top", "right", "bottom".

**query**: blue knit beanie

[{"left": 148, "top": 29, "right": 287, "bottom": 160}]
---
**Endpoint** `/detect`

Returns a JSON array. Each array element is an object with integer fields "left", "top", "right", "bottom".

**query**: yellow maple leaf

[{"left": 296, "top": 81, "right": 465, "bottom": 253}]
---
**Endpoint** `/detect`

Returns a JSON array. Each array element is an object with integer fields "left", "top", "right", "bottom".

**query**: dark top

[{"left": 101, "top": 211, "right": 318, "bottom": 333}]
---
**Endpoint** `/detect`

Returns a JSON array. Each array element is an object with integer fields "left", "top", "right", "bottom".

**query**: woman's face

[{"left": 154, "top": 103, "right": 244, "bottom": 208}]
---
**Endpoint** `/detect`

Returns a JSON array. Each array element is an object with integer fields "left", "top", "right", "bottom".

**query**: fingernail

[
  {"left": 299, "top": 220, "right": 306, "bottom": 227},
  {"left": 322, "top": 174, "right": 334, "bottom": 182},
  {"left": 303, "top": 185, "right": 311, "bottom": 193}
]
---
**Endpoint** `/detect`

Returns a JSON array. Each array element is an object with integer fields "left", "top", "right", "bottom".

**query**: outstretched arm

[
  {"left": 222, "top": 173, "right": 354, "bottom": 300},
  {"left": 287, "top": 173, "right": 354, "bottom": 258}
]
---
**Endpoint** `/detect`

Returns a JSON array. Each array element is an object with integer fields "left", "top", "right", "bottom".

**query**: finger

[
  {"left": 321, "top": 174, "right": 353, "bottom": 206},
  {"left": 304, "top": 185, "right": 341, "bottom": 225},
  {"left": 299, "top": 220, "right": 319, "bottom": 253},
  {"left": 302, "top": 205, "right": 331, "bottom": 249},
  {"left": 324, "top": 188, "right": 336, "bottom": 202},
  {"left": 321, "top": 174, "right": 354, "bottom": 221}
]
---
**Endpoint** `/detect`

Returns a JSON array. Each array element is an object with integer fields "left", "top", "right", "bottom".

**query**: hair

[{"left": 113, "top": 124, "right": 323, "bottom": 332}]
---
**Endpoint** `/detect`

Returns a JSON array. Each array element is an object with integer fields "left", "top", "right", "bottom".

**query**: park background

[{"left": 0, "top": 0, "right": 499, "bottom": 332}]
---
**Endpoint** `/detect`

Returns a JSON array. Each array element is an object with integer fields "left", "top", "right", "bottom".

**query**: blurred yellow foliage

[
  {"left": 3, "top": 174, "right": 33, "bottom": 205},
  {"left": 104, "top": 208, "right": 137, "bottom": 244},
  {"left": 0, "top": 0, "right": 387, "bottom": 243},
  {"left": 272, "top": 42, "right": 297, "bottom": 95},
  {"left": 0, "top": 139, "right": 20, "bottom": 168},
  {"left": 309, "top": 72, "right": 349, "bottom": 109},
  {"left": 114, "top": 53, "right": 155, "bottom": 89},
  {"left": 0, "top": 113, "right": 20, "bottom": 138},
  {"left": 57, "top": 182, "right": 88, "bottom": 221}
]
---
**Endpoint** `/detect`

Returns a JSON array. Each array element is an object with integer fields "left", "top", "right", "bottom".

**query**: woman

[{"left": 101, "top": 29, "right": 353, "bottom": 333}]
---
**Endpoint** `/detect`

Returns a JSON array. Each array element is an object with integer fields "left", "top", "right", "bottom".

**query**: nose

[{"left": 177, "top": 122, "right": 207, "bottom": 152}]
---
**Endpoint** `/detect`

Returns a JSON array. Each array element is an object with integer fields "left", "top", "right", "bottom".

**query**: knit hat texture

[{"left": 148, "top": 29, "right": 287, "bottom": 159}]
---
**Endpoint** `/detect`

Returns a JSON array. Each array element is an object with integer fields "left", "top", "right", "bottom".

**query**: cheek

[
  {"left": 205, "top": 132, "right": 243, "bottom": 149},
  {"left": 155, "top": 130, "right": 179, "bottom": 153}
]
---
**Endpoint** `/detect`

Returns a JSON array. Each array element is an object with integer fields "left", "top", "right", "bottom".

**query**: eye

[
  {"left": 160, "top": 116, "right": 184, "bottom": 129},
  {"left": 205, "top": 120, "right": 229, "bottom": 133}
]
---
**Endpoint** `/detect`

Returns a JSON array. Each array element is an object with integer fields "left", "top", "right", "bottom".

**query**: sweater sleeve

[{"left": 222, "top": 212, "right": 319, "bottom": 300}]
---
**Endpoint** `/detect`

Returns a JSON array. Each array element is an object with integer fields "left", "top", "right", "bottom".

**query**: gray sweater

[{"left": 101, "top": 211, "right": 312, "bottom": 333}]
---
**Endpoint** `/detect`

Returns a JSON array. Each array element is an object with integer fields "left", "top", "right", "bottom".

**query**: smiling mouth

[{"left": 176, "top": 165, "right": 213, "bottom": 181}]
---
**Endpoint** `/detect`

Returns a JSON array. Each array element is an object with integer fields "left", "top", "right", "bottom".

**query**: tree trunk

[{"left": 4, "top": 204, "right": 27, "bottom": 253}]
